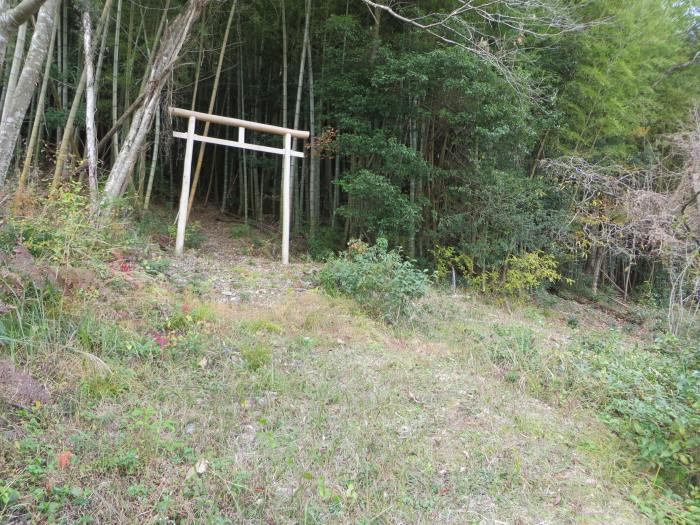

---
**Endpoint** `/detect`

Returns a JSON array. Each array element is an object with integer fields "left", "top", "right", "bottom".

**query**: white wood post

[
  {"left": 282, "top": 132, "right": 292, "bottom": 265},
  {"left": 175, "top": 116, "right": 196, "bottom": 256}
]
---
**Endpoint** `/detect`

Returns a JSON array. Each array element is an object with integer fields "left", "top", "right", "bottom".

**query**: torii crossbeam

[{"left": 168, "top": 107, "right": 309, "bottom": 264}]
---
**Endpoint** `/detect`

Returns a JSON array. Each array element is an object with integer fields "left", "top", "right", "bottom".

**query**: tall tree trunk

[
  {"left": 220, "top": 67, "right": 232, "bottom": 213},
  {"left": 292, "top": 0, "right": 311, "bottom": 232},
  {"left": 1, "top": 22, "right": 27, "bottom": 122},
  {"left": 331, "top": 152, "right": 340, "bottom": 227},
  {"left": 15, "top": 1, "right": 57, "bottom": 201},
  {"left": 58, "top": 0, "right": 66, "bottom": 145},
  {"left": 278, "top": 0, "right": 288, "bottom": 226},
  {"left": 408, "top": 96, "right": 418, "bottom": 258},
  {"left": 0, "top": 0, "right": 58, "bottom": 187},
  {"left": 93, "top": 0, "right": 110, "bottom": 87},
  {"left": 0, "top": 0, "right": 48, "bottom": 71},
  {"left": 591, "top": 246, "right": 604, "bottom": 296},
  {"left": 50, "top": 0, "right": 113, "bottom": 193},
  {"left": 82, "top": 8, "right": 98, "bottom": 210},
  {"left": 190, "top": 18, "right": 205, "bottom": 112},
  {"left": 143, "top": 98, "right": 160, "bottom": 211},
  {"left": 237, "top": 9, "right": 248, "bottom": 223},
  {"left": 368, "top": 5, "right": 381, "bottom": 65},
  {"left": 100, "top": 0, "right": 211, "bottom": 210},
  {"left": 186, "top": 0, "right": 237, "bottom": 217},
  {"left": 111, "top": 0, "right": 122, "bottom": 166},
  {"left": 307, "top": 37, "right": 319, "bottom": 236}
]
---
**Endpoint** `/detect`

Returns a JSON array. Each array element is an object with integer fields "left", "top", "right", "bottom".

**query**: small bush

[
  {"left": 433, "top": 245, "right": 473, "bottom": 282},
  {"left": 318, "top": 238, "right": 429, "bottom": 323},
  {"left": 230, "top": 224, "right": 253, "bottom": 239},
  {"left": 477, "top": 252, "right": 562, "bottom": 295},
  {"left": 2, "top": 186, "right": 131, "bottom": 265},
  {"left": 141, "top": 257, "right": 171, "bottom": 276},
  {"left": 571, "top": 335, "right": 700, "bottom": 498}
]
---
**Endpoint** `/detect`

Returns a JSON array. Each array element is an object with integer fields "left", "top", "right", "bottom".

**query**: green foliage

[
  {"left": 490, "top": 321, "right": 700, "bottom": 520},
  {"left": 433, "top": 245, "right": 473, "bottom": 281},
  {"left": 548, "top": 0, "right": 699, "bottom": 160},
  {"left": 502, "top": 252, "right": 562, "bottom": 294},
  {"left": 437, "top": 171, "right": 569, "bottom": 275},
  {"left": 140, "top": 256, "right": 172, "bottom": 276},
  {"left": 308, "top": 226, "right": 344, "bottom": 262},
  {"left": 2, "top": 186, "right": 130, "bottom": 265},
  {"left": 476, "top": 252, "right": 562, "bottom": 295},
  {"left": 162, "top": 303, "right": 217, "bottom": 332},
  {"left": 336, "top": 170, "right": 420, "bottom": 243},
  {"left": 319, "top": 239, "right": 429, "bottom": 323},
  {"left": 230, "top": 224, "right": 253, "bottom": 239},
  {"left": 572, "top": 335, "right": 700, "bottom": 496},
  {"left": 240, "top": 342, "right": 273, "bottom": 371}
]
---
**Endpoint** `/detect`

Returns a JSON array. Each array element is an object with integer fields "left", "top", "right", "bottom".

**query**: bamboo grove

[{"left": 0, "top": 0, "right": 699, "bottom": 322}]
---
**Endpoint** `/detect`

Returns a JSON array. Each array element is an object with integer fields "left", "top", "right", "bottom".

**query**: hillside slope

[{"left": 0, "top": 212, "right": 659, "bottom": 523}]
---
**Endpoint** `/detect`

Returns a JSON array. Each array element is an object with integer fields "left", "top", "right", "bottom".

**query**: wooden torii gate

[{"left": 169, "top": 107, "right": 309, "bottom": 264}]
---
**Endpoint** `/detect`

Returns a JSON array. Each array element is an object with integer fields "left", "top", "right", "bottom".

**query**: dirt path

[{"left": 167, "top": 208, "right": 318, "bottom": 306}]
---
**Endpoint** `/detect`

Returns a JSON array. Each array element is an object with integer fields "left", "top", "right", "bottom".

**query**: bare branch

[{"left": 359, "top": 0, "right": 591, "bottom": 88}]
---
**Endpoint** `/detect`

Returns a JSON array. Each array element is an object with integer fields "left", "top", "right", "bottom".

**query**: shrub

[
  {"left": 490, "top": 324, "right": 700, "bottom": 520},
  {"left": 141, "top": 257, "right": 171, "bottom": 276},
  {"left": 433, "top": 245, "right": 473, "bottom": 282},
  {"left": 335, "top": 170, "right": 421, "bottom": 243},
  {"left": 318, "top": 238, "right": 429, "bottom": 323},
  {"left": 477, "top": 252, "right": 562, "bottom": 295},
  {"left": 571, "top": 335, "right": 700, "bottom": 497}
]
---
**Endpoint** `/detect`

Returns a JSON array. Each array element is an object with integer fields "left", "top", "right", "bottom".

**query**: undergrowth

[
  {"left": 318, "top": 238, "right": 429, "bottom": 323},
  {"left": 489, "top": 323, "right": 700, "bottom": 523}
]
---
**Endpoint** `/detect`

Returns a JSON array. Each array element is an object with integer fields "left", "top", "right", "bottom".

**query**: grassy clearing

[
  {"left": 0, "top": 206, "right": 695, "bottom": 523},
  {"left": 1, "top": 285, "right": 645, "bottom": 524}
]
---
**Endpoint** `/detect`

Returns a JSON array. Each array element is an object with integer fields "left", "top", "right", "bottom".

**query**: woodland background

[{"left": 0, "top": 0, "right": 699, "bottom": 319}]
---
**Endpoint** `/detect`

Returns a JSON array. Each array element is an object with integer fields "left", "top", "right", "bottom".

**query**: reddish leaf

[{"left": 57, "top": 450, "right": 73, "bottom": 469}]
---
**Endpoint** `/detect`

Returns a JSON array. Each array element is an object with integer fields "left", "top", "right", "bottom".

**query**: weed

[
  {"left": 240, "top": 341, "right": 273, "bottom": 370},
  {"left": 230, "top": 224, "right": 253, "bottom": 239},
  {"left": 239, "top": 319, "right": 283, "bottom": 335},
  {"left": 141, "top": 257, "right": 172, "bottom": 276}
]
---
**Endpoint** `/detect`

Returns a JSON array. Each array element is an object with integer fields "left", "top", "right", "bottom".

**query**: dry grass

[{"left": 0, "top": 216, "right": 653, "bottom": 524}]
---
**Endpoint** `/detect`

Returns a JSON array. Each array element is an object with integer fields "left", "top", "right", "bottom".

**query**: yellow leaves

[
  {"left": 433, "top": 245, "right": 474, "bottom": 280},
  {"left": 632, "top": 126, "right": 650, "bottom": 138}
]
